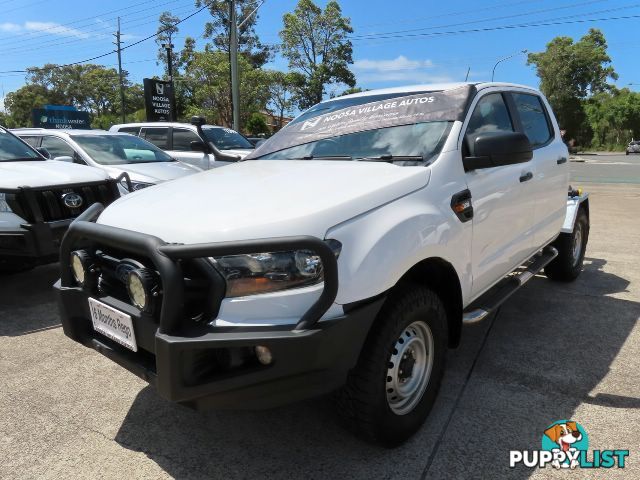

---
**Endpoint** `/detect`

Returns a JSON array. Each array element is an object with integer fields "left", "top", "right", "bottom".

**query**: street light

[{"left": 492, "top": 49, "right": 528, "bottom": 82}]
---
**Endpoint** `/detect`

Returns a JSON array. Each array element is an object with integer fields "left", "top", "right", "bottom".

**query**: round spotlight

[
  {"left": 255, "top": 345, "right": 273, "bottom": 365},
  {"left": 126, "top": 268, "right": 158, "bottom": 311},
  {"left": 70, "top": 250, "right": 93, "bottom": 287}
]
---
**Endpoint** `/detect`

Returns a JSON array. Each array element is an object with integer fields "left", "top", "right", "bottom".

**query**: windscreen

[
  {"left": 73, "top": 134, "right": 174, "bottom": 165},
  {"left": 247, "top": 84, "right": 475, "bottom": 162},
  {"left": 202, "top": 127, "right": 254, "bottom": 150},
  {"left": 0, "top": 128, "right": 41, "bottom": 162}
]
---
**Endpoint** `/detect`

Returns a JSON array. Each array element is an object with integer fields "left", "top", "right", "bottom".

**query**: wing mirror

[
  {"left": 190, "top": 140, "right": 207, "bottom": 152},
  {"left": 53, "top": 155, "right": 74, "bottom": 163},
  {"left": 463, "top": 131, "right": 533, "bottom": 171},
  {"left": 36, "top": 147, "right": 51, "bottom": 159}
]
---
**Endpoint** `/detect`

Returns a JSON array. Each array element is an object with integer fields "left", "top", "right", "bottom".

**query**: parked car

[
  {"left": 626, "top": 140, "right": 640, "bottom": 155},
  {"left": 12, "top": 129, "right": 201, "bottom": 193},
  {"left": 109, "top": 119, "right": 254, "bottom": 170},
  {"left": 0, "top": 127, "right": 121, "bottom": 273},
  {"left": 56, "top": 82, "right": 589, "bottom": 445}
]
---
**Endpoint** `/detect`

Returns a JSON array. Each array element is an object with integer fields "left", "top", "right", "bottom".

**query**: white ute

[
  {"left": 0, "top": 127, "right": 120, "bottom": 273},
  {"left": 56, "top": 83, "right": 589, "bottom": 445}
]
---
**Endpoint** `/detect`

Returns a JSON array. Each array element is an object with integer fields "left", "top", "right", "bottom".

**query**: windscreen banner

[{"left": 247, "top": 84, "right": 475, "bottom": 159}]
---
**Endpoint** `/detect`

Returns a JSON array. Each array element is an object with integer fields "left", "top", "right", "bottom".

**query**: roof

[
  {"left": 110, "top": 122, "right": 226, "bottom": 129},
  {"left": 11, "top": 128, "right": 130, "bottom": 136},
  {"left": 334, "top": 82, "right": 540, "bottom": 102}
]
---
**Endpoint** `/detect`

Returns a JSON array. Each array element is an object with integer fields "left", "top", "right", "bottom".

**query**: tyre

[
  {"left": 545, "top": 208, "right": 589, "bottom": 282},
  {"left": 335, "top": 285, "right": 448, "bottom": 446}
]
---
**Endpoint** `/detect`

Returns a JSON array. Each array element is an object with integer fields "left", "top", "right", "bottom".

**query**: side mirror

[
  {"left": 36, "top": 147, "right": 51, "bottom": 159},
  {"left": 190, "top": 140, "right": 207, "bottom": 152},
  {"left": 463, "top": 131, "right": 533, "bottom": 171},
  {"left": 53, "top": 155, "right": 74, "bottom": 163}
]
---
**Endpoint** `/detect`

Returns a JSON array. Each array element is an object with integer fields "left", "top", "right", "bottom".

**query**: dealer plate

[{"left": 88, "top": 298, "right": 138, "bottom": 352}]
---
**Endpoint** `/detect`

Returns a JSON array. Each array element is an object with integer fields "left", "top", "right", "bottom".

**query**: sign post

[{"left": 143, "top": 78, "right": 175, "bottom": 122}]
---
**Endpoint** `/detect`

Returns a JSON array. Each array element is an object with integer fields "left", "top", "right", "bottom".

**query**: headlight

[
  {"left": 212, "top": 239, "right": 341, "bottom": 297},
  {"left": 126, "top": 268, "right": 159, "bottom": 311},
  {"left": 119, "top": 178, "right": 154, "bottom": 192},
  {"left": 0, "top": 193, "right": 13, "bottom": 213}
]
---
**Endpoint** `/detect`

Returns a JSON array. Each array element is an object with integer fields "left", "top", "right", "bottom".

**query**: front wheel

[
  {"left": 545, "top": 209, "right": 589, "bottom": 281},
  {"left": 335, "top": 286, "right": 448, "bottom": 446}
]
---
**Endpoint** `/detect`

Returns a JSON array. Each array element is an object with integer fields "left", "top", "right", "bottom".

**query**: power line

[{"left": 0, "top": 2, "right": 213, "bottom": 75}]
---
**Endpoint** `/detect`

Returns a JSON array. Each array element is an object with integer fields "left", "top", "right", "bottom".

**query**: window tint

[
  {"left": 141, "top": 127, "right": 169, "bottom": 149},
  {"left": 41, "top": 136, "right": 76, "bottom": 159},
  {"left": 19, "top": 136, "right": 41, "bottom": 148},
  {"left": 512, "top": 93, "right": 552, "bottom": 147},
  {"left": 466, "top": 93, "right": 513, "bottom": 139},
  {"left": 172, "top": 128, "right": 201, "bottom": 151},
  {"left": 118, "top": 126, "right": 141, "bottom": 136}
]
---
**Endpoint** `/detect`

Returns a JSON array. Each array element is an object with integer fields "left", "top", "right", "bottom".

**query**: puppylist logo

[{"left": 510, "top": 420, "right": 629, "bottom": 470}]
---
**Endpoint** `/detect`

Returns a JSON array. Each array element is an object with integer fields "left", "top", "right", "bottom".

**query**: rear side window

[
  {"left": 466, "top": 93, "right": 514, "bottom": 139},
  {"left": 512, "top": 93, "right": 553, "bottom": 147},
  {"left": 118, "top": 127, "right": 141, "bottom": 136},
  {"left": 41, "top": 136, "right": 76, "bottom": 159},
  {"left": 20, "top": 136, "right": 41, "bottom": 147},
  {"left": 141, "top": 127, "right": 169, "bottom": 149},
  {"left": 172, "top": 128, "right": 201, "bottom": 151}
]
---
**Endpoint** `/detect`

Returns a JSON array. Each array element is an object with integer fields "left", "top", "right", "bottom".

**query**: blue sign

[{"left": 32, "top": 108, "right": 90, "bottom": 129}]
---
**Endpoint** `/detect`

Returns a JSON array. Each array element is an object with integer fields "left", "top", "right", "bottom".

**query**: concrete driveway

[{"left": 1, "top": 183, "right": 638, "bottom": 479}]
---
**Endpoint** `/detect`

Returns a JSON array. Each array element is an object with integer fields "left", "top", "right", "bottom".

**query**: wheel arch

[{"left": 393, "top": 257, "right": 463, "bottom": 348}]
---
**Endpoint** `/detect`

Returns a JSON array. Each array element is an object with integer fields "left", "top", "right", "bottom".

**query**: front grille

[{"left": 8, "top": 181, "right": 118, "bottom": 223}]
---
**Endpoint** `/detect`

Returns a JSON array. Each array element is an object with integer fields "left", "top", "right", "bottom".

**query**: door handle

[
  {"left": 557, "top": 157, "right": 567, "bottom": 165},
  {"left": 519, "top": 172, "right": 533, "bottom": 182}
]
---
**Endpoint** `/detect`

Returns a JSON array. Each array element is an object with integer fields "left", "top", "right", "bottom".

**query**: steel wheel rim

[
  {"left": 386, "top": 321, "right": 434, "bottom": 415},
  {"left": 572, "top": 224, "right": 583, "bottom": 265}
]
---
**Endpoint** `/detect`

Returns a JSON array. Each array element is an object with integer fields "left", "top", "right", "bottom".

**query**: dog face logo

[
  {"left": 155, "top": 83, "right": 165, "bottom": 95},
  {"left": 542, "top": 420, "right": 589, "bottom": 469}
]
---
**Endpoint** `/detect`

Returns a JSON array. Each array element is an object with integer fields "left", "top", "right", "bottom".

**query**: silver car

[
  {"left": 626, "top": 140, "right": 640, "bottom": 155},
  {"left": 12, "top": 129, "right": 201, "bottom": 193}
]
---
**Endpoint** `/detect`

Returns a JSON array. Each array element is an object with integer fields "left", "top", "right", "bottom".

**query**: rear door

[
  {"left": 509, "top": 91, "right": 568, "bottom": 247},
  {"left": 462, "top": 91, "right": 537, "bottom": 298}
]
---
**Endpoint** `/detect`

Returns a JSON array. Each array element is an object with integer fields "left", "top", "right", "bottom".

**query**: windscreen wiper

[
  {"left": 297, "top": 155, "right": 353, "bottom": 160},
  {"left": 355, "top": 154, "right": 424, "bottom": 163}
]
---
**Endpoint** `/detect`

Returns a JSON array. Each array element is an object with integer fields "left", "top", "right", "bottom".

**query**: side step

[{"left": 462, "top": 246, "right": 558, "bottom": 324}]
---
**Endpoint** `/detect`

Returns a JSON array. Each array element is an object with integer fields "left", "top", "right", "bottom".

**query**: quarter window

[
  {"left": 141, "top": 127, "right": 169, "bottom": 149},
  {"left": 172, "top": 128, "right": 201, "bottom": 151},
  {"left": 118, "top": 127, "right": 141, "bottom": 136},
  {"left": 512, "top": 93, "right": 552, "bottom": 147},
  {"left": 466, "top": 93, "right": 514, "bottom": 139}
]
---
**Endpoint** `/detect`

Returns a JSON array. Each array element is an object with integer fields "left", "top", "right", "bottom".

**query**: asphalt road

[
  {"left": 571, "top": 153, "right": 640, "bottom": 184},
  {"left": 1, "top": 183, "right": 639, "bottom": 479}
]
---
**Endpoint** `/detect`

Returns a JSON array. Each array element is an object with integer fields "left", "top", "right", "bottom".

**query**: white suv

[
  {"left": 109, "top": 120, "right": 254, "bottom": 170},
  {"left": 56, "top": 83, "right": 589, "bottom": 445},
  {"left": 12, "top": 129, "right": 201, "bottom": 192},
  {"left": 0, "top": 127, "right": 120, "bottom": 273}
]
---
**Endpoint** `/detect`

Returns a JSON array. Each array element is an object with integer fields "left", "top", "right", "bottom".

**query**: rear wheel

[
  {"left": 545, "top": 209, "right": 589, "bottom": 281},
  {"left": 335, "top": 286, "right": 448, "bottom": 446}
]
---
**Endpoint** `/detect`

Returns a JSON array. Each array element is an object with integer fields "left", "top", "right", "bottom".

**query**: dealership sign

[
  {"left": 143, "top": 78, "right": 175, "bottom": 122},
  {"left": 32, "top": 107, "right": 90, "bottom": 129}
]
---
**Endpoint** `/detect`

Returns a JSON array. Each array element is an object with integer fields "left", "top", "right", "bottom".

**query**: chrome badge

[{"left": 62, "top": 192, "right": 84, "bottom": 209}]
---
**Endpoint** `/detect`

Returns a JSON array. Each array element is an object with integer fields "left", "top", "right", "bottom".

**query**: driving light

[
  {"left": 70, "top": 250, "right": 94, "bottom": 287},
  {"left": 255, "top": 346, "right": 272, "bottom": 365},
  {"left": 126, "top": 268, "right": 159, "bottom": 311},
  {"left": 211, "top": 240, "right": 341, "bottom": 298}
]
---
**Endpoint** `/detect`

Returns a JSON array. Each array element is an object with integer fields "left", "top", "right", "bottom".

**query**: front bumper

[
  {"left": 0, "top": 219, "right": 71, "bottom": 263},
  {"left": 56, "top": 203, "right": 384, "bottom": 409}
]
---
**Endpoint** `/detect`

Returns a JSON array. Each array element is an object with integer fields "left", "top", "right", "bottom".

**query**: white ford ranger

[
  {"left": 0, "top": 127, "right": 121, "bottom": 273},
  {"left": 55, "top": 82, "right": 589, "bottom": 445}
]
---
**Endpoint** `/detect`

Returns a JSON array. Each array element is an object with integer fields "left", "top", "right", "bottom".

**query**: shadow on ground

[
  {"left": 114, "top": 256, "right": 639, "bottom": 479},
  {"left": 0, "top": 263, "right": 61, "bottom": 336}
]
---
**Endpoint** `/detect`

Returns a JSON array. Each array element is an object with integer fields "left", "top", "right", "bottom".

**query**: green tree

[
  {"left": 527, "top": 28, "right": 618, "bottom": 143},
  {"left": 4, "top": 84, "right": 58, "bottom": 126},
  {"left": 183, "top": 50, "right": 270, "bottom": 128},
  {"left": 195, "top": 0, "right": 271, "bottom": 67},
  {"left": 280, "top": 0, "right": 355, "bottom": 109},
  {"left": 155, "top": 12, "right": 181, "bottom": 78},
  {"left": 245, "top": 112, "right": 269, "bottom": 135},
  {"left": 265, "top": 70, "right": 303, "bottom": 130},
  {"left": 584, "top": 88, "right": 640, "bottom": 149}
]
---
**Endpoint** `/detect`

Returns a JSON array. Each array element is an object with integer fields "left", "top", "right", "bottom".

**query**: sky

[{"left": 0, "top": 0, "right": 638, "bottom": 110}]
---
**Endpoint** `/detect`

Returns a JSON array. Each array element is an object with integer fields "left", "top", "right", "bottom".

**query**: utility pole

[
  {"left": 229, "top": 0, "right": 240, "bottom": 131},
  {"left": 113, "top": 17, "right": 126, "bottom": 123},
  {"left": 162, "top": 36, "right": 177, "bottom": 121}
]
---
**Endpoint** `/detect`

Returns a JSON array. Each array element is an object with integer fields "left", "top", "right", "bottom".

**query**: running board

[{"left": 462, "top": 246, "right": 558, "bottom": 324}]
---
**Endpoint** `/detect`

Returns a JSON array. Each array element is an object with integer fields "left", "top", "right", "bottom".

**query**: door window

[
  {"left": 41, "top": 136, "right": 76, "bottom": 159},
  {"left": 141, "top": 127, "right": 169, "bottom": 149},
  {"left": 466, "top": 93, "right": 514, "bottom": 139},
  {"left": 512, "top": 93, "right": 553, "bottom": 147},
  {"left": 118, "top": 126, "right": 141, "bottom": 136},
  {"left": 172, "top": 128, "right": 201, "bottom": 151}
]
